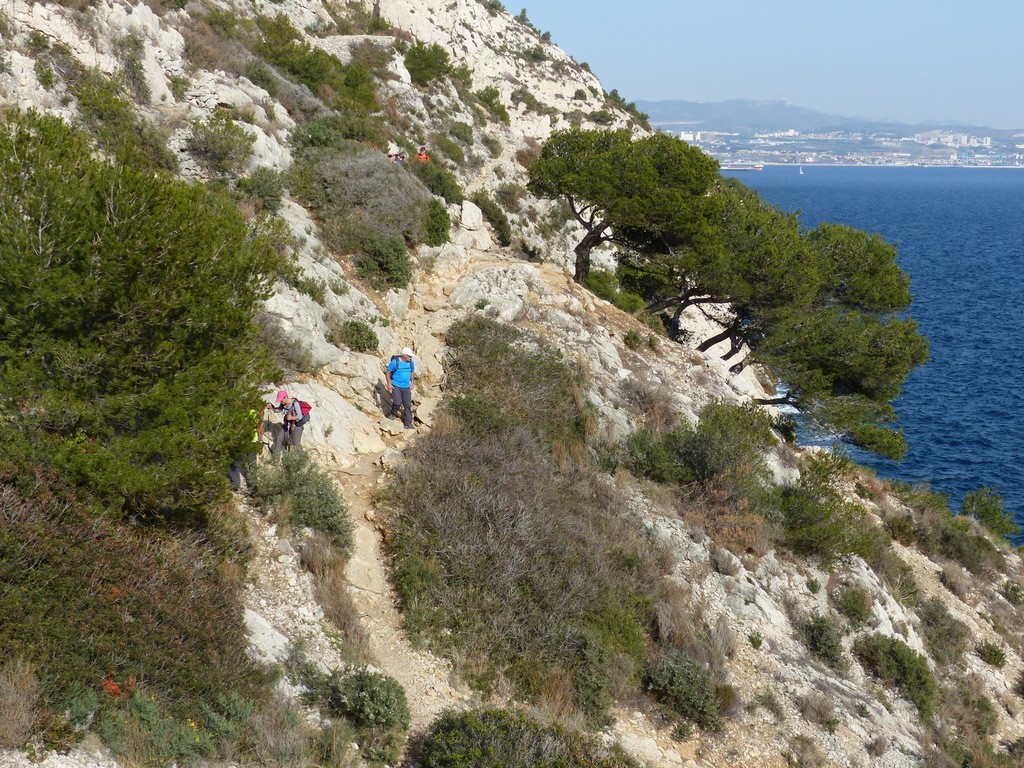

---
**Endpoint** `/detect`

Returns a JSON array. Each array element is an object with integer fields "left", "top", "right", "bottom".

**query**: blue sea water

[{"left": 734, "top": 165, "right": 1024, "bottom": 528}]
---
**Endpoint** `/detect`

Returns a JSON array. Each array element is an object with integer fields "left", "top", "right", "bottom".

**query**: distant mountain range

[{"left": 634, "top": 99, "right": 1018, "bottom": 137}]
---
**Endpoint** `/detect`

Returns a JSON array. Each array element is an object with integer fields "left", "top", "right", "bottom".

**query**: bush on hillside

[
  {"left": 305, "top": 666, "right": 409, "bottom": 764},
  {"left": 236, "top": 167, "right": 285, "bottom": 214},
  {"left": 417, "top": 708, "right": 640, "bottom": 768},
  {"left": 290, "top": 146, "right": 433, "bottom": 254},
  {"left": 0, "top": 478, "right": 270, "bottom": 745},
  {"left": 187, "top": 112, "right": 255, "bottom": 177},
  {"left": 424, "top": 198, "right": 452, "bottom": 246},
  {"left": 778, "top": 455, "right": 875, "bottom": 565},
  {"left": 385, "top": 320, "right": 659, "bottom": 723},
  {"left": 406, "top": 157, "right": 465, "bottom": 203},
  {"left": 916, "top": 597, "right": 969, "bottom": 666},
  {"left": 328, "top": 319, "right": 379, "bottom": 352},
  {"left": 962, "top": 486, "right": 1019, "bottom": 537},
  {"left": 249, "top": 452, "right": 353, "bottom": 552},
  {"left": 443, "top": 317, "right": 588, "bottom": 449},
  {"left": 255, "top": 14, "right": 376, "bottom": 113},
  {"left": 854, "top": 634, "right": 937, "bottom": 719},
  {"left": 404, "top": 42, "right": 452, "bottom": 85},
  {"left": 470, "top": 190, "right": 513, "bottom": 246},
  {"left": 476, "top": 86, "right": 510, "bottom": 124},
  {"left": 0, "top": 110, "right": 282, "bottom": 520},
  {"left": 357, "top": 234, "right": 412, "bottom": 289},
  {"left": 645, "top": 648, "right": 722, "bottom": 732},
  {"left": 799, "top": 614, "right": 847, "bottom": 671}
]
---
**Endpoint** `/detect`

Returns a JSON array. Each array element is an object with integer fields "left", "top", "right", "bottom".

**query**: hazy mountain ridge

[{"left": 636, "top": 97, "right": 1018, "bottom": 136}]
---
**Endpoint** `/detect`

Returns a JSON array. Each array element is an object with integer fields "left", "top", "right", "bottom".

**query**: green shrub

[
  {"left": 481, "top": 133, "right": 502, "bottom": 157},
  {"left": 915, "top": 514, "right": 1004, "bottom": 575},
  {"left": 187, "top": 112, "right": 255, "bottom": 176},
  {"left": 313, "top": 666, "right": 409, "bottom": 764},
  {"left": 835, "top": 586, "right": 873, "bottom": 626},
  {"left": 236, "top": 167, "right": 284, "bottom": 214},
  {"left": 290, "top": 146, "right": 433, "bottom": 252},
  {"left": 916, "top": 597, "right": 969, "bottom": 666},
  {"left": 625, "top": 401, "right": 775, "bottom": 488},
  {"left": 645, "top": 649, "right": 722, "bottom": 731},
  {"left": 470, "top": 190, "right": 512, "bottom": 246},
  {"left": 476, "top": 86, "right": 510, "bottom": 124},
  {"left": 330, "top": 319, "right": 379, "bottom": 352},
  {"left": 418, "top": 708, "right": 639, "bottom": 768},
  {"left": 69, "top": 69, "right": 178, "bottom": 172},
  {"left": 256, "top": 14, "right": 376, "bottom": 113},
  {"left": 495, "top": 182, "right": 527, "bottom": 212},
  {"left": 250, "top": 452, "right": 353, "bottom": 552},
  {"left": 589, "top": 109, "right": 615, "bottom": 125},
  {"left": 430, "top": 133, "right": 465, "bottom": 165},
  {"left": 406, "top": 158, "right": 465, "bottom": 204},
  {"left": 623, "top": 329, "right": 643, "bottom": 350},
  {"left": 962, "top": 486, "right": 1019, "bottom": 537},
  {"left": 291, "top": 113, "right": 390, "bottom": 153},
  {"left": 424, "top": 198, "right": 452, "bottom": 246},
  {"left": 779, "top": 455, "right": 874, "bottom": 565},
  {"left": 976, "top": 641, "right": 1006, "bottom": 668},
  {"left": 853, "top": 634, "right": 937, "bottom": 719},
  {"left": 443, "top": 317, "right": 587, "bottom": 448},
  {"left": 450, "top": 121, "right": 474, "bottom": 145},
  {"left": 404, "top": 41, "right": 452, "bottom": 85},
  {"left": 0, "top": 111, "right": 281, "bottom": 519},
  {"left": 112, "top": 33, "right": 150, "bottom": 103},
  {"left": 799, "top": 614, "right": 847, "bottom": 671},
  {"left": 357, "top": 234, "right": 412, "bottom": 289},
  {"left": 1002, "top": 580, "right": 1024, "bottom": 606}
]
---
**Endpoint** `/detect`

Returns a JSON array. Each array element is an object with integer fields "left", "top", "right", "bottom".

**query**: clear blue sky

[{"left": 524, "top": 1, "right": 1024, "bottom": 129}]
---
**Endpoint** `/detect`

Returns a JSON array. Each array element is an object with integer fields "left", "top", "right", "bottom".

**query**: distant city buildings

[{"left": 671, "top": 126, "right": 1018, "bottom": 167}]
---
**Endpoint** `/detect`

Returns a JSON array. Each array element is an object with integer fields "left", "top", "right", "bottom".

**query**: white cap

[{"left": 400, "top": 347, "right": 414, "bottom": 357}]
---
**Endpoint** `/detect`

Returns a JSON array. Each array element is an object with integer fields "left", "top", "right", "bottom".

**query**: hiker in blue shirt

[{"left": 386, "top": 348, "right": 416, "bottom": 430}]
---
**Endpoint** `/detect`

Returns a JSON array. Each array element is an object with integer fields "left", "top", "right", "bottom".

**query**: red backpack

[{"left": 296, "top": 400, "right": 312, "bottom": 425}]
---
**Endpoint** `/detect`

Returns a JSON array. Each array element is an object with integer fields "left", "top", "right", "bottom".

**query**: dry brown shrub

[
  {"left": 249, "top": 694, "right": 317, "bottom": 768},
  {"left": 940, "top": 563, "right": 971, "bottom": 599},
  {"left": 536, "top": 668, "right": 577, "bottom": 720},
  {"left": 181, "top": 20, "right": 247, "bottom": 75},
  {"left": 680, "top": 498, "right": 772, "bottom": 557},
  {"left": 798, "top": 690, "right": 836, "bottom": 731},
  {"left": 0, "top": 658, "right": 39, "bottom": 748},
  {"left": 301, "top": 532, "right": 342, "bottom": 576},
  {"left": 314, "top": 564, "right": 369, "bottom": 657},
  {"left": 786, "top": 734, "right": 827, "bottom": 767}
]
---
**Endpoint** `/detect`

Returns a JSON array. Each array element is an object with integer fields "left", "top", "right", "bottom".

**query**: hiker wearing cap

[
  {"left": 269, "top": 390, "right": 305, "bottom": 453},
  {"left": 386, "top": 348, "right": 416, "bottom": 430}
]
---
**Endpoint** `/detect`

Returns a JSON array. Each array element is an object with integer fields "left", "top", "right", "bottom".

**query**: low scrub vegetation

[
  {"left": 290, "top": 144, "right": 435, "bottom": 257},
  {"left": 916, "top": 597, "right": 969, "bottom": 666},
  {"left": 416, "top": 708, "right": 639, "bottom": 767},
  {"left": 385, "top": 318, "right": 661, "bottom": 724},
  {"left": 645, "top": 648, "right": 723, "bottom": 732},
  {"left": 854, "top": 634, "right": 937, "bottom": 719},
  {"left": 249, "top": 452, "right": 353, "bottom": 552},
  {"left": 0, "top": 476, "right": 270, "bottom": 752}
]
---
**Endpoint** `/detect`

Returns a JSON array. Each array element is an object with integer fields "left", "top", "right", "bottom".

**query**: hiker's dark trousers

[
  {"left": 272, "top": 423, "right": 303, "bottom": 453},
  {"left": 391, "top": 386, "right": 413, "bottom": 428}
]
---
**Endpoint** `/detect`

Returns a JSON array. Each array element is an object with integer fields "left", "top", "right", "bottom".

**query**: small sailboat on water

[{"left": 799, "top": 165, "right": 804, "bottom": 175}]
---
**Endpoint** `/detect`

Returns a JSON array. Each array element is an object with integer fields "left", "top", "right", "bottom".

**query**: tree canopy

[
  {"left": 530, "top": 130, "right": 927, "bottom": 459},
  {"left": 527, "top": 128, "right": 720, "bottom": 283},
  {"left": 0, "top": 110, "right": 285, "bottom": 521}
]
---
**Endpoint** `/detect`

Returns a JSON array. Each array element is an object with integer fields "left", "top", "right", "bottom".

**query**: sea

[{"left": 730, "top": 165, "right": 1024, "bottom": 531}]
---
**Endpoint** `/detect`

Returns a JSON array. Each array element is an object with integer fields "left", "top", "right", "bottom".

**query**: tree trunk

[
  {"left": 573, "top": 230, "right": 604, "bottom": 284},
  {"left": 696, "top": 325, "right": 736, "bottom": 353}
]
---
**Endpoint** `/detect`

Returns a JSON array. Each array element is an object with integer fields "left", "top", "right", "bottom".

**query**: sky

[{"left": 523, "top": 1, "right": 1024, "bottom": 129}]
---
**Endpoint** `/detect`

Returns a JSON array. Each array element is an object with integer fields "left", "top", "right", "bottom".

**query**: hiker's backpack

[{"left": 296, "top": 400, "right": 312, "bottom": 426}]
